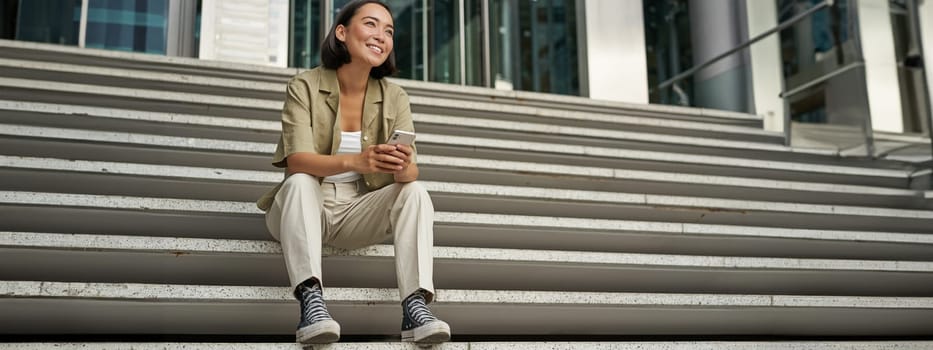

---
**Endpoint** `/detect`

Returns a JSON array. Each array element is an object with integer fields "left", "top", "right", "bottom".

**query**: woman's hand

[
  {"left": 353, "top": 144, "right": 406, "bottom": 174},
  {"left": 381, "top": 144, "right": 413, "bottom": 173},
  {"left": 383, "top": 144, "right": 418, "bottom": 182}
]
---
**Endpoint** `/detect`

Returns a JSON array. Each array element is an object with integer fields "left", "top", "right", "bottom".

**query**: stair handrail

[{"left": 654, "top": 0, "right": 834, "bottom": 92}]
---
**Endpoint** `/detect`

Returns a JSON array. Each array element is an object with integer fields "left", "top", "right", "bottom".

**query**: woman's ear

[{"left": 335, "top": 24, "right": 347, "bottom": 42}]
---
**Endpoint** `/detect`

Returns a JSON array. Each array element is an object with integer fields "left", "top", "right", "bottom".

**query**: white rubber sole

[
  {"left": 296, "top": 319, "right": 341, "bottom": 344},
  {"left": 402, "top": 320, "right": 451, "bottom": 344}
]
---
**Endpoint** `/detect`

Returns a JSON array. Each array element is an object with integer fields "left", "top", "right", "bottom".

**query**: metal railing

[
  {"left": 654, "top": 0, "right": 933, "bottom": 189},
  {"left": 654, "top": 0, "right": 834, "bottom": 92},
  {"left": 652, "top": 0, "right": 877, "bottom": 154}
]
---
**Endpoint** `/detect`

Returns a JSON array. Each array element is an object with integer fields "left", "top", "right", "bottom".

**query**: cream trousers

[{"left": 265, "top": 173, "right": 436, "bottom": 301}]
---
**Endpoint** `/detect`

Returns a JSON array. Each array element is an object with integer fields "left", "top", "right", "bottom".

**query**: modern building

[{"left": 3, "top": 0, "right": 931, "bottom": 147}]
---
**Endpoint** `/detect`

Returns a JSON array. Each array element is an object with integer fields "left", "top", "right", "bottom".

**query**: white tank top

[{"left": 323, "top": 130, "right": 362, "bottom": 183}]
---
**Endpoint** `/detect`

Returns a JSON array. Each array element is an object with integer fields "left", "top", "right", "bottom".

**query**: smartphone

[{"left": 387, "top": 129, "right": 416, "bottom": 145}]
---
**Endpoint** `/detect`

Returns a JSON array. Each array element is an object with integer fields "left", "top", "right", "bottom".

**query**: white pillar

[
  {"left": 582, "top": 0, "right": 648, "bottom": 104},
  {"left": 688, "top": 0, "right": 748, "bottom": 112},
  {"left": 920, "top": 0, "right": 933, "bottom": 130},
  {"left": 745, "top": 0, "right": 786, "bottom": 132},
  {"left": 199, "top": 0, "right": 290, "bottom": 67},
  {"left": 857, "top": 0, "right": 904, "bottom": 133}
]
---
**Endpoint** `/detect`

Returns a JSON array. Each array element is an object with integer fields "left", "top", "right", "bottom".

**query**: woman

[{"left": 257, "top": 0, "right": 450, "bottom": 345}]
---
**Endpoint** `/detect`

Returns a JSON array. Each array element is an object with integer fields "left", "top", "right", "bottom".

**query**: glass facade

[
  {"left": 378, "top": 0, "right": 425, "bottom": 81},
  {"left": 0, "top": 0, "right": 15, "bottom": 40},
  {"left": 777, "top": 0, "right": 854, "bottom": 124},
  {"left": 489, "top": 0, "right": 579, "bottom": 94},
  {"left": 12, "top": 0, "right": 82, "bottom": 46},
  {"left": 287, "top": 0, "right": 579, "bottom": 94},
  {"left": 5, "top": 0, "right": 169, "bottom": 54},
  {"left": 643, "top": 0, "right": 693, "bottom": 107},
  {"left": 84, "top": 0, "right": 169, "bottom": 54},
  {"left": 462, "top": 0, "right": 483, "bottom": 86},
  {"left": 4, "top": 0, "right": 583, "bottom": 95},
  {"left": 426, "top": 0, "right": 459, "bottom": 84},
  {"left": 890, "top": 0, "right": 930, "bottom": 134},
  {"left": 290, "top": 0, "right": 324, "bottom": 68}
]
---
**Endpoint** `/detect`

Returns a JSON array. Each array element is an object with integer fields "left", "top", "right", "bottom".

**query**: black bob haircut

[{"left": 320, "top": 0, "right": 397, "bottom": 79}]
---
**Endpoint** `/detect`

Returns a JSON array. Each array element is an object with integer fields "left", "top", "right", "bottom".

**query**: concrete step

[
  {"left": 2, "top": 100, "right": 877, "bottom": 168},
  {"left": 0, "top": 75, "right": 780, "bottom": 144},
  {"left": 0, "top": 39, "right": 769, "bottom": 128},
  {"left": 2, "top": 156, "right": 932, "bottom": 232},
  {"left": 0, "top": 149, "right": 928, "bottom": 209},
  {"left": 2, "top": 192, "right": 932, "bottom": 260},
  {"left": 0, "top": 123, "right": 915, "bottom": 189},
  {"left": 2, "top": 281, "right": 932, "bottom": 336},
  {"left": 0, "top": 100, "right": 917, "bottom": 180},
  {"left": 420, "top": 155, "right": 924, "bottom": 207},
  {"left": 0, "top": 39, "right": 295, "bottom": 83},
  {"left": 5, "top": 342, "right": 933, "bottom": 350},
  {"left": 3, "top": 232, "right": 932, "bottom": 296},
  {"left": 0, "top": 127, "right": 920, "bottom": 205}
]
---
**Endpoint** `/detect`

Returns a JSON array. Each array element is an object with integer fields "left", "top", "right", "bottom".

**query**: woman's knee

[
  {"left": 397, "top": 181, "right": 429, "bottom": 198},
  {"left": 395, "top": 181, "right": 433, "bottom": 210},
  {"left": 281, "top": 173, "right": 317, "bottom": 192}
]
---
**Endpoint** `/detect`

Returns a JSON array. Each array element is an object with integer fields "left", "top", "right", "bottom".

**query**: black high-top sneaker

[
  {"left": 295, "top": 280, "right": 340, "bottom": 344},
  {"left": 401, "top": 290, "right": 450, "bottom": 344}
]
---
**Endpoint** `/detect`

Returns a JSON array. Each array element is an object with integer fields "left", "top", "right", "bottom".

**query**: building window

[
  {"left": 6, "top": 0, "right": 197, "bottom": 56},
  {"left": 490, "top": 0, "right": 579, "bottom": 95},
  {"left": 290, "top": 0, "right": 323, "bottom": 68},
  {"left": 298, "top": 0, "right": 580, "bottom": 95},
  {"left": 643, "top": 0, "right": 694, "bottom": 106},
  {"left": 84, "top": 0, "right": 168, "bottom": 54},
  {"left": 11, "top": 0, "right": 82, "bottom": 46},
  {"left": 426, "top": 0, "right": 460, "bottom": 84},
  {"left": 462, "top": 0, "right": 483, "bottom": 86}
]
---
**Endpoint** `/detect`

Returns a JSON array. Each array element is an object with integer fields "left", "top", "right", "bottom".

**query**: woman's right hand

[{"left": 353, "top": 144, "right": 405, "bottom": 174}]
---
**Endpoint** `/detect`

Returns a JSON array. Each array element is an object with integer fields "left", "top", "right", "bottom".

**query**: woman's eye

[
  {"left": 386, "top": 30, "right": 394, "bottom": 36},
  {"left": 365, "top": 21, "right": 375, "bottom": 27}
]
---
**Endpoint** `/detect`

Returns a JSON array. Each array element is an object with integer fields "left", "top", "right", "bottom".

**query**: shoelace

[
  {"left": 405, "top": 294, "right": 437, "bottom": 325},
  {"left": 299, "top": 284, "right": 333, "bottom": 324}
]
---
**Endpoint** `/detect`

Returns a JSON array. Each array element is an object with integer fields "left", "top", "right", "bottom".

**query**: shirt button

[
  {"left": 363, "top": 136, "right": 370, "bottom": 141},
  {"left": 365, "top": 181, "right": 371, "bottom": 187}
]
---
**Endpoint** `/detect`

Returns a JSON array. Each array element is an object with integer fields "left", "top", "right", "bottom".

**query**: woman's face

[{"left": 336, "top": 3, "right": 394, "bottom": 68}]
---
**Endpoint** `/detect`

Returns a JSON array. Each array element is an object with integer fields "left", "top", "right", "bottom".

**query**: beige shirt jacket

[{"left": 256, "top": 66, "right": 417, "bottom": 211}]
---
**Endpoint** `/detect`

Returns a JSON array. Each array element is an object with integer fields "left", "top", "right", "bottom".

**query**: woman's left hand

[
  {"left": 378, "top": 144, "right": 418, "bottom": 182},
  {"left": 379, "top": 144, "right": 413, "bottom": 173}
]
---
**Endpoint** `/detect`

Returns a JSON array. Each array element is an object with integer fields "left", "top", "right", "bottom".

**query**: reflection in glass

[
  {"left": 291, "top": 0, "right": 323, "bottom": 68},
  {"left": 14, "top": 0, "right": 82, "bottom": 46},
  {"left": 1, "top": 0, "right": 19, "bottom": 40},
  {"left": 426, "top": 0, "right": 459, "bottom": 84},
  {"left": 890, "top": 0, "right": 930, "bottom": 134},
  {"left": 84, "top": 0, "right": 168, "bottom": 54},
  {"left": 384, "top": 0, "right": 423, "bottom": 80},
  {"left": 489, "top": 0, "right": 514, "bottom": 90},
  {"left": 490, "top": 0, "right": 579, "bottom": 95},
  {"left": 778, "top": 0, "right": 852, "bottom": 124},
  {"left": 463, "top": 0, "right": 483, "bottom": 86},
  {"left": 643, "top": 0, "right": 693, "bottom": 106}
]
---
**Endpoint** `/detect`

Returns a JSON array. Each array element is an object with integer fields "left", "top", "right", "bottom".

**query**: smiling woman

[
  {"left": 321, "top": 0, "right": 397, "bottom": 78},
  {"left": 257, "top": 0, "right": 451, "bottom": 346}
]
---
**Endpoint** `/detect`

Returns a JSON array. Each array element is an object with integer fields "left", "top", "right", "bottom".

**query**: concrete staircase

[{"left": 1, "top": 39, "right": 932, "bottom": 348}]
